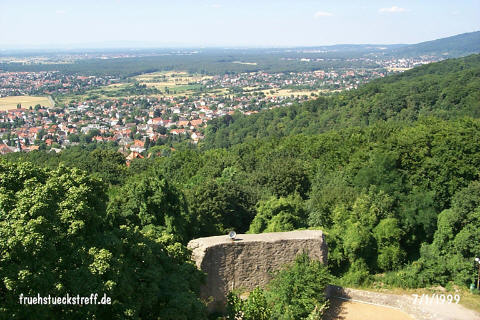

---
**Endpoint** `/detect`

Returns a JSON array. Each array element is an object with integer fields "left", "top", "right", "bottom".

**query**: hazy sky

[{"left": 1, "top": 0, "right": 479, "bottom": 48}]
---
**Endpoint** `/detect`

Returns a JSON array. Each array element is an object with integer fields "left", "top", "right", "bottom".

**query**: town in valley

[{"left": 0, "top": 51, "right": 441, "bottom": 158}]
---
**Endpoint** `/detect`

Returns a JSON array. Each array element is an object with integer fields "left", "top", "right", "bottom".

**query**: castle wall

[{"left": 187, "top": 230, "right": 327, "bottom": 311}]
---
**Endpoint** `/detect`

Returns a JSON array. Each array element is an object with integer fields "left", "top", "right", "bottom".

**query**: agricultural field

[
  {"left": 243, "top": 86, "right": 331, "bottom": 98},
  {"left": 135, "top": 71, "right": 214, "bottom": 96},
  {"left": 0, "top": 95, "right": 54, "bottom": 110},
  {"left": 261, "top": 88, "right": 330, "bottom": 97},
  {"left": 133, "top": 71, "right": 211, "bottom": 84},
  {"left": 386, "top": 67, "right": 412, "bottom": 72},
  {"left": 57, "top": 71, "right": 219, "bottom": 104}
]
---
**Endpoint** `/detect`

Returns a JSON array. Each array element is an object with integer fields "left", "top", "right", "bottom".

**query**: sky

[{"left": 0, "top": 0, "right": 479, "bottom": 48}]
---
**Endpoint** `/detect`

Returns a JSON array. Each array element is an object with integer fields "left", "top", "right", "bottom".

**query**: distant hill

[
  {"left": 388, "top": 31, "right": 480, "bottom": 57},
  {"left": 203, "top": 54, "right": 480, "bottom": 148}
]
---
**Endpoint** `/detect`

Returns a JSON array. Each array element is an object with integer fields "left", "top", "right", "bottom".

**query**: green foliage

[
  {"left": 2, "top": 145, "right": 127, "bottom": 185},
  {"left": 307, "top": 170, "right": 357, "bottom": 228},
  {"left": 107, "top": 226, "right": 207, "bottom": 320},
  {"left": 187, "top": 178, "right": 255, "bottom": 237},
  {"left": 3, "top": 54, "right": 480, "bottom": 309},
  {"left": 0, "top": 161, "right": 108, "bottom": 318},
  {"left": 384, "top": 181, "right": 480, "bottom": 288},
  {"left": 248, "top": 195, "right": 307, "bottom": 233},
  {"left": 255, "top": 157, "right": 311, "bottom": 199},
  {"left": 266, "top": 254, "right": 330, "bottom": 320},
  {"left": 107, "top": 170, "right": 191, "bottom": 242},
  {"left": 0, "top": 160, "right": 207, "bottom": 319},
  {"left": 155, "top": 149, "right": 204, "bottom": 186},
  {"left": 227, "top": 254, "right": 330, "bottom": 320},
  {"left": 373, "top": 218, "right": 405, "bottom": 271},
  {"left": 226, "top": 288, "right": 272, "bottom": 320},
  {"left": 86, "top": 149, "right": 127, "bottom": 185},
  {"left": 328, "top": 188, "right": 405, "bottom": 278},
  {"left": 422, "top": 182, "right": 480, "bottom": 285},
  {"left": 340, "top": 260, "right": 373, "bottom": 286},
  {"left": 4, "top": 116, "right": 480, "bottom": 291}
]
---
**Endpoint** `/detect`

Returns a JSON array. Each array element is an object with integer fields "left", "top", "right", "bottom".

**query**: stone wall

[{"left": 187, "top": 230, "right": 327, "bottom": 311}]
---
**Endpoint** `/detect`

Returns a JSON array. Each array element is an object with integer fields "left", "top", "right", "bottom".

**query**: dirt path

[
  {"left": 325, "top": 298, "right": 414, "bottom": 320},
  {"left": 326, "top": 286, "right": 480, "bottom": 320}
]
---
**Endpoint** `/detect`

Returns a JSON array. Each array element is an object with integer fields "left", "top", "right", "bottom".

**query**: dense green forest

[{"left": 2, "top": 54, "right": 480, "bottom": 319}]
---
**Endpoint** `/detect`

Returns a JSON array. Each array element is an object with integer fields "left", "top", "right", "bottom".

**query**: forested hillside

[
  {"left": 388, "top": 31, "right": 480, "bottom": 57},
  {"left": 204, "top": 54, "right": 480, "bottom": 148},
  {"left": 2, "top": 54, "right": 480, "bottom": 318}
]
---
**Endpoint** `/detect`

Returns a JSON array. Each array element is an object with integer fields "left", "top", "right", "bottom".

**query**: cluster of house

[
  {"left": 0, "top": 71, "right": 116, "bottom": 97},
  {"left": 379, "top": 57, "right": 440, "bottom": 70},
  {"left": 0, "top": 73, "right": 321, "bottom": 158},
  {"left": 206, "top": 69, "right": 384, "bottom": 92},
  {"left": 1, "top": 64, "right": 410, "bottom": 157},
  {"left": 0, "top": 93, "right": 287, "bottom": 155},
  {"left": 0, "top": 103, "right": 206, "bottom": 156}
]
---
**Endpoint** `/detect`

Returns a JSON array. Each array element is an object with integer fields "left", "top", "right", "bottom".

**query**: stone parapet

[{"left": 188, "top": 230, "right": 327, "bottom": 311}]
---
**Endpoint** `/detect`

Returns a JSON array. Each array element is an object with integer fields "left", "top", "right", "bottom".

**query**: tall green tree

[
  {"left": 227, "top": 254, "right": 330, "bottom": 320},
  {"left": 187, "top": 178, "right": 255, "bottom": 237},
  {"left": 249, "top": 195, "right": 307, "bottom": 234},
  {"left": 0, "top": 161, "right": 206, "bottom": 319},
  {"left": 107, "top": 171, "right": 191, "bottom": 242}
]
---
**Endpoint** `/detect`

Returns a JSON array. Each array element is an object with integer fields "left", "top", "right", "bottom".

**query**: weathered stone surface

[{"left": 187, "top": 230, "right": 327, "bottom": 310}]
